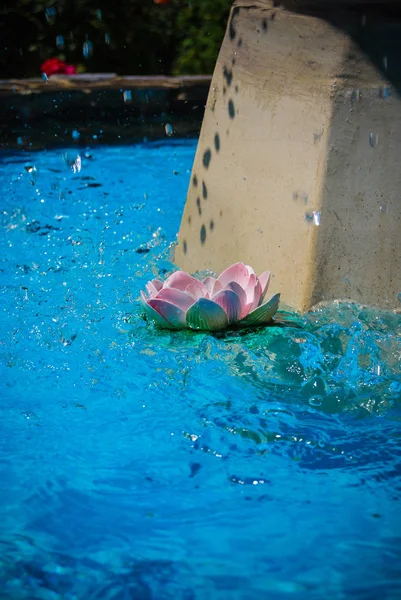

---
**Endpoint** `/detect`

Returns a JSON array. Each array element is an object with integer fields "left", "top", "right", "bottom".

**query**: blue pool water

[{"left": 1, "top": 140, "right": 400, "bottom": 600}]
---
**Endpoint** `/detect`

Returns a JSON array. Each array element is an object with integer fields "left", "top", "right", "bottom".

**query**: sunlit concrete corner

[{"left": 175, "top": 0, "right": 401, "bottom": 312}]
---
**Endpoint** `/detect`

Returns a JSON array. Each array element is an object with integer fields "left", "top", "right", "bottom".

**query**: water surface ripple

[{"left": 0, "top": 142, "right": 400, "bottom": 599}]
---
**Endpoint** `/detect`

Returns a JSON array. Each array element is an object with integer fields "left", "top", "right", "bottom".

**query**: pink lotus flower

[{"left": 140, "top": 262, "right": 280, "bottom": 331}]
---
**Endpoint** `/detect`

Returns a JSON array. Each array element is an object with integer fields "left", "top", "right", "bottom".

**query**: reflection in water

[{"left": 0, "top": 142, "right": 400, "bottom": 599}]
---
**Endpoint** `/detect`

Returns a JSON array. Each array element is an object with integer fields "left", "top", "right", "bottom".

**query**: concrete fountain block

[{"left": 175, "top": 0, "right": 401, "bottom": 312}]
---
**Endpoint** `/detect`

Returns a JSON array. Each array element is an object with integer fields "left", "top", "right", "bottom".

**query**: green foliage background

[{"left": 0, "top": 0, "right": 232, "bottom": 78}]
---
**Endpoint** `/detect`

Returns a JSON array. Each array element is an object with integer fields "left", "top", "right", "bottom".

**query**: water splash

[
  {"left": 305, "top": 210, "right": 321, "bottom": 226},
  {"left": 123, "top": 90, "right": 132, "bottom": 104},
  {"left": 45, "top": 6, "right": 56, "bottom": 23},
  {"left": 63, "top": 153, "right": 82, "bottom": 173},
  {"left": 83, "top": 40, "right": 93, "bottom": 59},
  {"left": 56, "top": 35, "right": 64, "bottom": 50},
  {"left": 369, "top": 132, "right": 379, "bottom": 147}
]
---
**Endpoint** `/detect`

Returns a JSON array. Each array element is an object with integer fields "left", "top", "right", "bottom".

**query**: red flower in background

[
  {"left": 154, "top": 0, "right": 171, "bottom": 4},
  {"left": 64, "top": 64, "right": 76, "bottom": 75},
  {"left": 41, "top": 58, "right": 76, "bottom": 77}
]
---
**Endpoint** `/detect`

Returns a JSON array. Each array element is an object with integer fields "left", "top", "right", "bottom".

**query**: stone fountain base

[{"left": 175, "top": 0, "right": 401, "bottom": 312}]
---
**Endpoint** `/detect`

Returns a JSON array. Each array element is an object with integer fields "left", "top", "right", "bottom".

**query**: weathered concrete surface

[{"left": 175, "top": 0, "right": 401, "bottom": 312}]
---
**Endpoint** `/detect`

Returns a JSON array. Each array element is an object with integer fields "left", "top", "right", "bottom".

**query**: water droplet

[
  {"left": 123, "top": 90, "right": 132, "bottom": 104},
  {"left": 379, "top": 202, "right": 388, "bottom": 214},
  {"left": 309, "top": 395, "right": 322, "bottom": 407},
  {"left": 17, "top": 137, "right": 23, "bottom": 146},
  {"left": 390, "top": 380, "right": 401, "bottom": 394},
  {"left": 45, "top": 6, "right": 57, "bottom": 23},
  {"left": 397, "top": 292, "right": 401, "bottom": 303},
  {"left": 42, "top": 72, "right": 48, "bottom": 82},
  {"left": 352, "top": 89, "right": 361, "bottom": 102},
  {"left": 24, "top": 164, "right": 37, "bottom": 185},
  {"left": 305, "top": 211, "right": 321, "bottom": 226},
  {"left": 369, "top": 132, "right": 379, "bottom": 147},
  {"left": 96, "top": 9, "right": 102, "bottom": 20},
  {"left": 374, "top": 363, "right": 381, "bottom": 376},
  {"left": 105, "top": 33, "right": 111, "bottom": 45},
  {"left": 383, "top": 56, "right": 388, "bottom": 71},
  {"left": 56, "top": 35, "right": 64, "bottom": 50},
  {"left": 72, "top": 130, "right": 80, "bottom": 140},
  {"left": 165, "top": 123, "right": 173, "bottom": 137},
  {"left": 61, "top": 325, "right": 77, "bottom": 347},
  {"left": 63, "top": 154, "right": 81, "bottom": 174},
  {"left": 313, "top": 212, "right": 321, "bottom": 225},
  {"left": 83, "top": 40, "right": 93, "bottom": 59},
  {"left": 379, "top": 87, "right": 391, "bottom": 99}
]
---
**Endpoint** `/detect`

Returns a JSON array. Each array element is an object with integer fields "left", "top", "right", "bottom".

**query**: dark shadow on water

[{"left": 212, "top": 317, "right": 304, "bottom": 341}]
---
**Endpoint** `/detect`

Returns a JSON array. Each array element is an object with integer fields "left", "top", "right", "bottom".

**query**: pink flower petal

[
  {"left": 245, "top": 264, "right": 255, "bottom": 276},
  {"left": 156, "top": 288, "right": 195, "bottom": 311},
  {"left": 217, "top": 262, "right": 250, "bottom": 289},
  {"left": 244, "top": 273, "right": 256, "bottom": 305},
  {"left": 202, "top": 276, "right": 217, "bottom": 295},
  {"left": 185, "top": 283, "right": 209, "bottom": 300},
  {"left": 148, "top": 298, "right": 186, "bottom": 329},
  {"left": 223, "top": 282, "right": 248, "bottom": 318},
  {"left": 186, "top": 298, "right": 228, "bottom": 331},
  {"left": 241, "top": 275, "right": 265, "bottom": 317},
  {"left": 141, "top": 293, "right": 175, "bottom": 329},
  {"left": 212, "top": 289, "right": 242, "bottom": 324},
  {"left": 251, "top": 279, "right": 263, "bottom": 311},
  {"left": 239, "top": 293, "right": 280, "bottom": 327},
  {"left": 258, "top": 270, "right": 271, "bottom": 303},
  {"left": 211, "top": 279, "right": 223, "bottom": 297},
  {"left": 164, "top": 271, "right": 208, "bottom": 296},
  {"left": 140, "top": 290, "right": 149, "bottom": 307},
  {"left": 144, "top": 279, "right": 163, "bottom": 299},
  {"left": 146, "top": 282, "right": 159, "bottom": 298}
]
